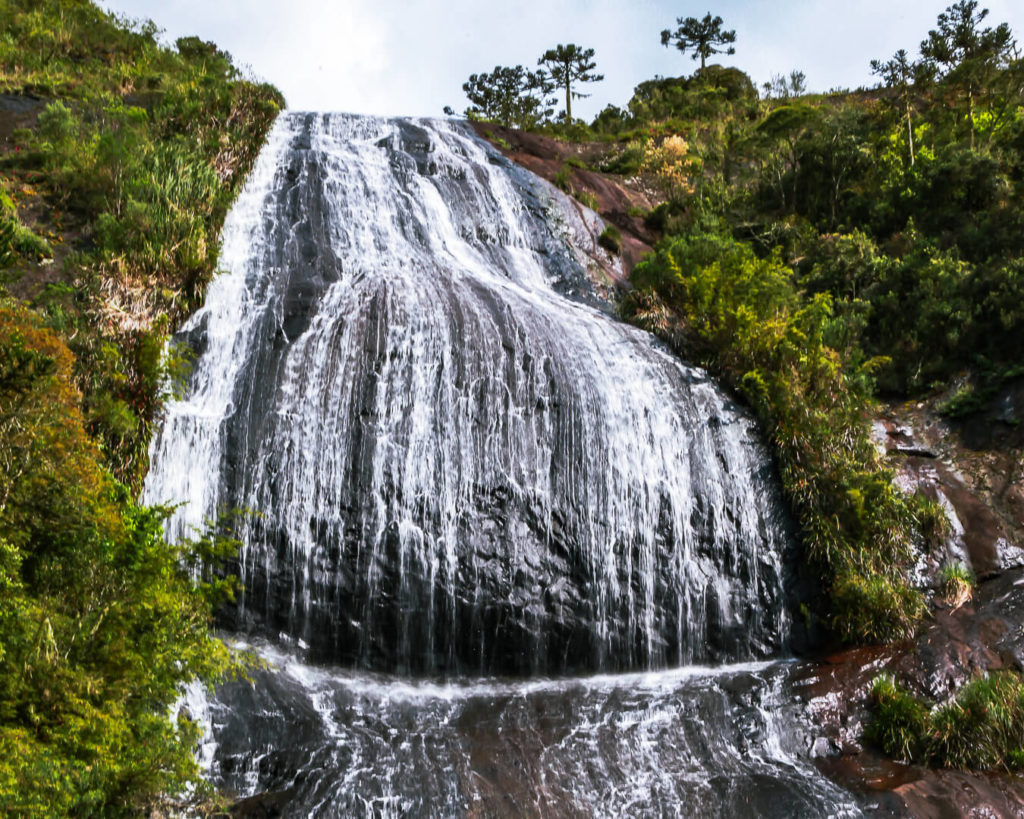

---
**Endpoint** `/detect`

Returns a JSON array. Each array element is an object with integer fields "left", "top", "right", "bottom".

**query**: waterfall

[
  {"left": 144, "top": 112, "right": 864, "bottom": 816},
  {"left": 145, "top": 113, "right": 791, "bottom": 676}
]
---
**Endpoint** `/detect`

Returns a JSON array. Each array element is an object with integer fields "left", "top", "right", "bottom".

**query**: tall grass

[{"left": 867, "top": 672, "right": 1024, "bottom": 771}]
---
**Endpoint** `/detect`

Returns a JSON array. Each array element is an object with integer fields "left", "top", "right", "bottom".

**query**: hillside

[
  {"left": 463, "top": 1, "right": 1024, "bottom": 790},
  {"left": 0, "top": 1, "right": 282, "bottom": 813}
]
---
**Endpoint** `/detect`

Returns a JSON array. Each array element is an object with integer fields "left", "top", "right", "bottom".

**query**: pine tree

[
  {"left": 661, "top": 12, "right": 737, "bottom": 72},
  {"left": 537, "top": 44, "right": 603, "bottom": 123}
]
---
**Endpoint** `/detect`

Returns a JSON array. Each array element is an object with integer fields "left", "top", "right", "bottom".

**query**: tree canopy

[
  {"left": 462, "top": 65, "right": 553, "bottom": 128},
  {"left": 537, "top": 43, "right": 604, "bottom": 122},
  {"left": 661, "top": 12, "right": 737, "bottom": 72}
]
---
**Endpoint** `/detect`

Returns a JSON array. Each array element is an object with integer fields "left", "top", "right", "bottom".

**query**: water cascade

[{"left": 145, "top": 113, "right": 864, "bottom": 816}]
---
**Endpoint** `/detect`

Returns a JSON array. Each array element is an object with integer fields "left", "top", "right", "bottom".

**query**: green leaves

[
  {"left": 660, "top": 13, "right": 737, "bottom": 72},
  {"left": 0, "top": 305, "right": 238, "bottom": 816},
  {"left": 628, "top": 232, "right": 925, "bottom": 644},
  {"left": 0, "top": 3, "right": 283, "bottom": 812},
  {"left": 867, "top": 671, "right": 1024, "bottom": 772}
]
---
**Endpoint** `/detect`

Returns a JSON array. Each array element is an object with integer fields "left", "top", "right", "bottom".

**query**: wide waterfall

[
  {"left": 146, "top": 113, "right": 865, "bottom": 816},
  {"left": 146, "top": 112, "right": 792, "bottom": 676}
]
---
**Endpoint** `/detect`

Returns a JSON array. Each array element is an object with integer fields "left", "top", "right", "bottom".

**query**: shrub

[
  {"left": 598, "top": 224, "right": 622, "bottom": 254},
  {"left": 0, "top": 303, "right": 239, "bottom": 815},
  {"left": 937, "top": 562, "right": 975, "bottom": 608},
  {"left": 867, "top": 672, "right": 1024, "bottom": 772},
  {"left": 865, "top": 674, "right": 929, "bottom": 761},
  {"left": 627, "top": 232, "right": 925, "bottom": 643}
]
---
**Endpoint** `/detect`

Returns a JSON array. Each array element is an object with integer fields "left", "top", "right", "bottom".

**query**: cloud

[{"left": 98, "top": 0, "right": 1024, "bottom": 118}]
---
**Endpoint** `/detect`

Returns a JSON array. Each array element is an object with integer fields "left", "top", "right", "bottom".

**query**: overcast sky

[{"left": 97, "top": 0, "right": 1024, "bottom": 119}]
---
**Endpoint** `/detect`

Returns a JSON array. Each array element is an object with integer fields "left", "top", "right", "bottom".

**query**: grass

[
  {"left": 867, "top": 672, "right": 1024, "bottom": 771},
  {"left": 598, "top": 224, "right": 621, "bottom": 254},
  {"left": 0, "top": 0, "right": 283, "bottom": 488},
  {"left": 937, "top": 562, "right": 975, "bottom": 608}
]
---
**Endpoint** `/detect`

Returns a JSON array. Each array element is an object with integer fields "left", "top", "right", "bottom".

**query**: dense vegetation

[
  {"left": 458, "top": 1, "right": 1024, "bottom": 646},
  {"left": 868, "top": 672, "right": 1024, "bottom": 771},
  {"left": 0, "top": 0, "right": 282, "bottom": 813},
  {"left": 1, "top": 0, "right": 283, "bottom": 487},
  {"left": 454, "top": 0, "right": 1024, "bottom": 774}
]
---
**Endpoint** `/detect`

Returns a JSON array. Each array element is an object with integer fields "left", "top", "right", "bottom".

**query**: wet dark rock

[
  {"left": 149, "top": 114, "right": 795, "bottom": 679},
  {"left": 876, "top": 387, "right": 1024, "bottom": 580}
]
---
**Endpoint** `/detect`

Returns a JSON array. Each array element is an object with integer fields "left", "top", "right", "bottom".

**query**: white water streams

[
  {"left": 141, "top": 112, "right": 869, "bottom": 816},
  {"left": 191, "top": 641, "right": 862, "bottom": 818},
  {"left": 145, "top": 113, "right": 792, "bottom": 675}
]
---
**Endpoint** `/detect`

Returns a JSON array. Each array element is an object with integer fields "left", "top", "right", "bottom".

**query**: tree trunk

[
  {"left": 565, "top": 81, "right": 572, "bottom": 122},
  {"left": 968, "top": 85, "right": 975, "bottom": 149},
  {"left": 906, "top": 107, "right": 915, "bottom": 166}
]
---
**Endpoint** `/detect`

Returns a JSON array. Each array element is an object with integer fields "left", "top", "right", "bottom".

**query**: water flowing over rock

[
  {"left": 204, "top": 642, "right": 862, "bottom": 818},
  {"left": 145, "top": 113, "right": 793, "bottom": 677},
  {"left": 139, "top": 113, "right": 871, "bottom": 816}
]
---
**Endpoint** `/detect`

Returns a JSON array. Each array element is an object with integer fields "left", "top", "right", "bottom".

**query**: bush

[
  {"left": 937, "top": 562, "right": 975, "bottom": 607},
  {"left": 1, "top": 0, "right": 283, "bottom": 488},
  {"left": 627, "top": 232, "right": 924, "bottom": 643},
  {"left": 598, "top": 224, "right": 622, "bottom": 254},
  {"left": 867, "top": 672, "right": 1024, "bottom": 772},
  {"left": 865, "top": 674, "right": 930, "bottom": 761},
  {"left": 0, "top": 304, "right": 239, "bottom": 815}
]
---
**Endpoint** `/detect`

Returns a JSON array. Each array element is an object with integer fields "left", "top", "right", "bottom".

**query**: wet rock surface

[
  {"left": 146, "top": 114, "right": 794, "bottom": 678},
  {"left": 797, "top": 567, "right": 1024, "bottom": 815},
  {"left": 208, "top": 646, "right": 864, "bottom": 819},
  {"left": 470, "top": 122, "right": 659, "bottom": 275},
  {"left": 876, "top": 381, "right": 1024, "bottom": 579}
]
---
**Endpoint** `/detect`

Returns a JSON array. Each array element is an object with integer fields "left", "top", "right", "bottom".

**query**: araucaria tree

[
  {"left": 462, "top": 65, "right": 553, "bottom": 128},
  {"left": 661, "top": 12, "right": 737, "bottom": 72},
  {"left": 870, "top": 49, "right": 923, "bottom": 165},
  {"left": 919, "top": 0, "right": 1016, "bottom": 147},
  {"left": 537, "top": 44, "right": 603, "bottom": 122}
]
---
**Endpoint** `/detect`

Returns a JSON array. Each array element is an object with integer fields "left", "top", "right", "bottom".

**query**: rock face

[
  {"left": 875, "top": 381, "right": 1024, "bottom": 579},
  {"left": 471, "top": 122, "right": 660, "bottom": 275},
  {"left": 144, "top": 113, "right": 794, "bottom": 676},
  {"left": 205, "top": 644, "right": 865, "bottom": 818},
  {"left": 799, "top": 384, "right": 1024, "bottom": 814},
  {"left": 796, "top": 566, "right": 1024, "bottom": 817}
]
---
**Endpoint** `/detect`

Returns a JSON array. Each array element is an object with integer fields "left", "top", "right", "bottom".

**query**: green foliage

[
  {"left": 537, "top": 43, "right": 603, "bottom": 123},
  {"left": 601, "top": 139, "right": 646, "bottom": 175},
  {"left": 867, "top": 671, "right": 1024, "bottom": 771},
  {"left": 0, "top": 303, "right": 239, "bottom": 815},
  {"left": 938, "top": 562, "right": 975, "bottom": 589},
  {"left": 598, "top": 224, "right": 621, "bottom": 254},
  {"left": 627, "top": 232, "right": 925, "bottom": 643},
  {"left": 627, "top": 69, "right": 757, "bottom": 122},
  {"left": 0, "top": 2, "right": 281, "bottom": 811},
  {"left": 0, "top": 183, "right": 52, "bottom": 267},
  {"left": 463, "top": 65, "right": 554, "bottom": 129},
  {"left": 660, "top": 13, "right": 737, "bottom": 72},
  {"left": 0, "top": 0, "right": 283, "bottom": 488},
  {"left": 865, "top": 674, "right": 930, "bottom": 761},
  {"left": 553, "top": 165, "right": 572, "bottom": 192},
  {"left": 938, "top": 561, "right": 975, "bottom": 607}
]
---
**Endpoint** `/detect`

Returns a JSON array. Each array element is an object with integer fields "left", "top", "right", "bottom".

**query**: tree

[
  {"left": 763, "top": 70, "right": 808, "bottom": 100},
  {"left": 661, "top": 12, "right": 736, "bottom": 72},
  {"left": 919, "top": 1, "right": 1016, "bottom": 147},
  {"left": 871, "top": 49, "right": 923, "bottom": 165},
  {"left": 0, "top": 304, "right": 237, "bottom": 815},
  {"left": 756, "top": 103, "right": 822, "bottom": 212},
  {"left": 462, "top": 65, "right": 553, "bottom": 128},
  {"left": 537, "top": 44, "right": 603, "bottom": 123}
]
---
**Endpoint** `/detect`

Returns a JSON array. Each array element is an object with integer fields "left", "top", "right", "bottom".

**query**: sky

[{"left": 97, "top": 0, "right": 1024, "bottom": 120}]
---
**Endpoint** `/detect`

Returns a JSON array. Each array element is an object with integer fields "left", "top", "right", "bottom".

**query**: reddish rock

[{"left": 470, "top": 123, "right": 659, "bottom": 274}]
